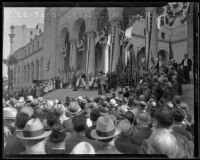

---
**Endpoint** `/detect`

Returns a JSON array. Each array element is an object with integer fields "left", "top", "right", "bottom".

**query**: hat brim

[
  {"left": 17, "top": 130, "right": 51, "bottom": 140},
  {"left": 69, "top": 108, "right": 82, "bottom": 115},
  {"left": 3, "top": 117, "right": 16, "bottom": 120},
  {"left": 90, "top": 128, "right": 121, "bottom": 140}
]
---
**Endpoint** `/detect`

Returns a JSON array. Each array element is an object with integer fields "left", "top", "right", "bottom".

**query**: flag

[
  {"left": 46, "top": 58, "right": 50, "bottom": 72},
  {"left": 150, "top": 51, "right": 155, "bottom": 65},
  {"left": 169, "top": 38, "right": 174, "bottom": 60},
  {"left": 146, "top": 11, "right": 153, "bottom": 69}
]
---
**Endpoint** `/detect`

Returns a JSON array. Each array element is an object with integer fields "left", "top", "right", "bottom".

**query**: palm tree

[{"left": 3, "top": 54, "right": 17, "bottom": 99}]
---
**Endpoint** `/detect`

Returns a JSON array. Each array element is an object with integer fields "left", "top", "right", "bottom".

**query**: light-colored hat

[
  {"left": 20, "top": 106, "right": 34, "bottom": 118},
  {"left": 77, "top": 96, "right": 83, "bottom": 101},
  {"left": 47, "top": 100, "right": 54, "bottom": 108},
  {"left": 90, "top": 116, "right": 121, "bottom": 140},
  {"left": 18, "top": 97, "right": 25, "bottom": 102},
  {"left": 54, "top": 104, "right": 66, "bottom": 114},
  {"left": 118, "top": 105, "right": 129, "bottom": 115},
  {"left": 71, "top": 142, "right": 95, "bottom": 154},
  {"left": 68, "top": 101, "right": 82, "bottom": 115},
  {"left": 3, "top": 107, "right": 17, "bottom": 119},
  {"left": 109, "top": 99, "right": 118, "bottom": 107},
  {"left": 26, "top": 95, "right": 34, "bottom": 102},
  {"left": 180, "top": 102, "right": 189, "bottom": 110},
  {"left": 117, "top": 119, "right": 133, "bottom": 135},
  {"left": 17, "top": 118, "right": 51, "bottom": 140},
  {"left": 38, "top": 97, "right": 44, "bottom": 103}
]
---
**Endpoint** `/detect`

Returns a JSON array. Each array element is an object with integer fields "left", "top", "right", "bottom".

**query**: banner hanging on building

[{"left": 46, "top": 57, "right": 50, "bottom": 72}]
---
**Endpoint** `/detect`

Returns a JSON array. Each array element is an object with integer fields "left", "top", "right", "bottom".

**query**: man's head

[
  {"left": 154, "top": 107, "right": 173, "bottom": 129},
  {"left": 15, "top": 112, "right": 30, "bottom": 130},
  {"left": 147, "top": 129, "right": 178, "bottom": 158},
  {"left": 72, "top": 114, "right": 87, "bottom": 132},
  {"left": 184, "top": 53, "right": 188, "bottom": 58}
]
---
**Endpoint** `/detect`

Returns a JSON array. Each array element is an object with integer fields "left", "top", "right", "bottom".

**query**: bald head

[{"left": 149, "top": 129, "right": 178, "bottom": 158}]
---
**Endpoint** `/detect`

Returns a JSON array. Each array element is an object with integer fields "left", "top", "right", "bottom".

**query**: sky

[{"left": 3, "top": 7, "right": 45, "bottom": 77}]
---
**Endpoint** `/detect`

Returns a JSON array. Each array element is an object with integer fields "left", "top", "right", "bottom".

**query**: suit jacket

[
  {"left": 96, "top": 143, "right": 122, "bottom": 154},
  {"left": 171, "top": 125, "right": 193, "bottom": 141},
  {"left": 115, "top": 134, "right": 139, "bottom": 154},
  {"left": 131, "top": 127, "right": 153, "bottom": 147},
  {"left": 4, "top": 132, "right": 25, "bottom": 155},
  {"left": 181, "top": 58, "right": 192, "bottom": 70}
]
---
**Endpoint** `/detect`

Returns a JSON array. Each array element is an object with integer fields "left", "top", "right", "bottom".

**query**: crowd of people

[{"left": 3, "top": 57, "right": 194, "bottom": 157}]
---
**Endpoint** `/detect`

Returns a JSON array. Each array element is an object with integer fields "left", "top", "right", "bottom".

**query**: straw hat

[
  {"left": 17, "top": 118, "right": 51, "bottom": 140},
  {"left": 68, "top": 101, "right": 82, "bottom": 115},
  {"left": 71, "top": 142, "right": 95, "bottom": 154},
  {"left": 3, "top": 107, "right": 17, "bottom": 119},
  {"left": 20, "top": 106, "right": 34, "bottom": 118},
  {"left": 118, "top": 105, "right": 129, "bottom": 115},
  {"left": 30, "top": 99, "right": 39, "bottom": 108},
  {"left": 38, "top": 97, "right": 44, "bottom": 103},
  {"left": 26, "top": 95, "right": 34, "bottom": 103},
  {"left": 18, "top": 97, "right": 25, "bottom": 102},
  {"left": 117, "top": 119, "right": 133, "bottom": 135},
  {"left": 109, "top": 99, "right": 118, "bottom": 107},
  {"left": 90, "top": 116, "right": 121, "bottom": 140}
]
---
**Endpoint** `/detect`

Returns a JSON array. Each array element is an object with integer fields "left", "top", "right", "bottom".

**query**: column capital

[
  {"left": 86, "top": 31, "right": 96, "bottom": 38},
  {"left": 145, "top": 7, "right": 157, "bottom": 12}
]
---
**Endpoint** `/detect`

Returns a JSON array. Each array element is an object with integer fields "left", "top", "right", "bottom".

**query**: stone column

[
  {"left": 102, "top": 44, "right": 109, "bottom": 74},
  {"left": 70, "top": 39, "right": 77, "bottom": 71},
  {"left": 86, "top": 31, "right": 96, "bottom": 75},
  {"left": 145, "top": 7, "right": 158, "bottom": 69},
  {"left": 110, "top": 19, "right": 121, "bottom": 72}
]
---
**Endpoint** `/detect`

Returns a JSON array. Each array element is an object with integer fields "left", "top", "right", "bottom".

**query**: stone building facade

[{"left": 9, "top": 5, "right": 193, "bottom": 89}]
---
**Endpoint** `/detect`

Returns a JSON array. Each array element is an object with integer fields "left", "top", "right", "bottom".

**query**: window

[
  {"left": 25, "top": 50, "right": 27, "bottom": 56},
  {"left": 161, "top": 32, "right": 165, "bottom": 39},
  {"left": 32, "top": 44, "right": 34, "bottom": 52},
  {"left": 37, "top": 41, "right": 39, "bottom": 49},
  {"left": 39, "top": 29, "right": 42, "bottom": 34},
  {"left": 161, "top": 17, "right": 165, "bottom": 26},
  {"left": 165, "top": 17, "right": 169, "bottom": 25},
  {"left": 30, "top": 31, "right": 33, "bottom": 35},
  {"left": 144, "top": 28, "right": 146, "bottom": 35},
  {"left": 28, "top": 47, "right": 30, "bottom": 54}
]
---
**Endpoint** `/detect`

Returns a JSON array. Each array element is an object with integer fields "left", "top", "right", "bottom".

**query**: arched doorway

[
  {"left": 31, "top": 62, "right": 34, "bottom": 83},
  {"left": 74, "top": 18, "right": 86, "bottom": 73},
  {"left": 137, "top": 47, "right": 146, "bottom": 69},
  {"left": 36, "top": 60, "right": 39, "bottom": 80},
  {"left": 158, "top": 49, "right": 168, "bottom": 66},
  {"left": 60, "top": 28, "right": 70, "bottom": 74},
  {"left": 94, "top": 8, "right": 109, "bottom": 75}
]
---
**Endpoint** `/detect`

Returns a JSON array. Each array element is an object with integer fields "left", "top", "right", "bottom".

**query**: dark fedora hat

[{"left": 50, "top": 122, "right": 66, "bottom": 143}]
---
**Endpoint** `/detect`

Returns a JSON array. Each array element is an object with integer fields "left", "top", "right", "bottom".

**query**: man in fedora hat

[
  {"left": 181, "top": 53, "right": 192, "bottom": 83},
  {"left": 65, "top": 114, "right": 102, "bottom": 153},
  {"left": 3, "top": 107, "right": 17, "bottom": 135},
  {"left": 85, "top": 108, "right": 101, "bottom": 140},
  {"left": 17, "top": 118, "right": 51, "bottom": 154},
  {"left": 115, "top": 119, "right": 139, "bottom": 154},
  {"left": 131, "top": 112, "right": 152, "bottom": 147},
  {"left": 90, "top": 116, "right": 122, "bottom": 154},
  {"left": 4, "top": 112, "right": 30, "bottom": 155},
  {"left": 45, "top": 121, "right": 68, "bottom": 154}
]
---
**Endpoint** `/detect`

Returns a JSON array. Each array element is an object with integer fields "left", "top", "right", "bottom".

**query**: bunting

[
  {"left": 110, "top": 25, "right": 116, "bottom": 72},
  {"left": 95, "top": 26, "right": 108, "bottom": 45},
  {"left": 86, "top": 36, "right": 91, "bottom": 75}
]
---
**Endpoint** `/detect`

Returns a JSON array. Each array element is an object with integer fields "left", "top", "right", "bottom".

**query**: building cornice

[{"left": 16, "top": 47, "right": 43, "bottom": 63}]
